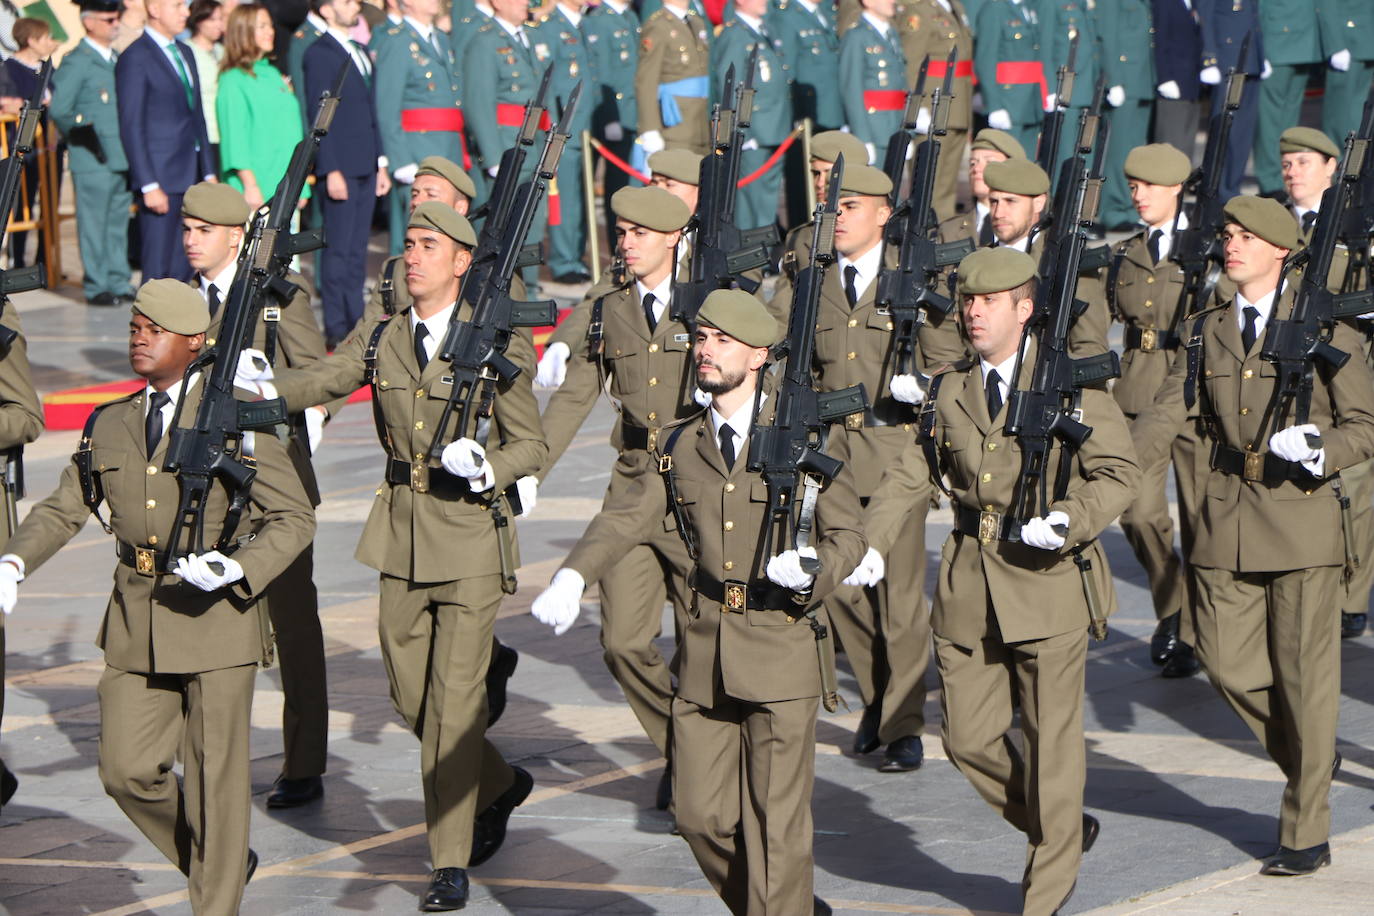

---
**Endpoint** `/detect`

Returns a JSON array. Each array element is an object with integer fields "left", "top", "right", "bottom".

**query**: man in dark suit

[
  {"left": 303, "top": 0, "right": 391, "bottom": 347},
  {"left": 115, "top": 0, "right": 215, "bottom": 281},
  {"left": 1198, "top": 0, "right": 1263, "bottom": 200},
  {"left": 1150, "top": 0, "right": 1204, "bottom": 162}
]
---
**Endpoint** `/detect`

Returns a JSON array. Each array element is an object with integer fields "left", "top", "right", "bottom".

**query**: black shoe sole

[{"left": 1260, "top": 853, "right": 1331, "bottom": 876}]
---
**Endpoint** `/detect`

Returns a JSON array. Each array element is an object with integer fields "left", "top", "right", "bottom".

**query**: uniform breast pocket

[
  {"left": 866, "top": 309, "right": 895, "bottom": 335},
  {"left": 607, "top": 344, "right": 646, "bottom": 390},
  {"left": 939, "top": 430, "right": 980, "bottom": 490},
  {"left": 92, "top": 447, "right": 127, "bottom": 504},
  {"left": 666, "top": 479, "right": 700, "bottom": 533}
]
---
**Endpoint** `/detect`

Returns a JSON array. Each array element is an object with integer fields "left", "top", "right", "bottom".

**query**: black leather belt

[
  {"left": 694, "top": 572, "right": 800, "bottom": 613},
  {"left": 116, "top": 541, "right": 174, "bottom": 576},
  {"left": 620, "top": 421, "right": 659, "bottom": 451},
  {"left": 384, "top": 457, "right": 473, "bottom": 498},
  {"left": 841, "top": 400, "right": 917, "bottom": 430},
  {"left": 1210, "top": 443, "right": 1311, "bottom": 486},
  {"left": 1357, "top": 318, "right": 1374, "bottom": 338},
  {"left": 953, "top": 504, "right": 1033, "bottom": 544},
  {"left": 1123, "top": 326, "right": 1181, "bottom": 352}
]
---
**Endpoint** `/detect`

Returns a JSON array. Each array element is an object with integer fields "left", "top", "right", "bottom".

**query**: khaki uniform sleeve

[
  {"left": 537, "top": 328, "right": 604, "bottom": 477},
  {"left": 5, "top": 461, "right": 93, "bottom": 573},
  {"left": 0, "top": 305, "right": 45, "bottom": 449},
  {"left": 1318, "top": 320, "right": 1374, "bottom": 474},
  {"left": 484, "top": 329, "right": 548, "bottom": 493},
  {"left": 863, "top": 437, "right": 933, "bottom": 555},
  {"left": 1052, "top": 388, "right": 1141, "bottom": 548},
  {"left": 565, "top": 453, "right": 663, "bottom": 584},
  {"left": 232, "top": 426, "right": 317, "bottom": 597},
  {"left": 1128, "top": 343, "right": 1189, "bottom": 472},
  {"left": 809, "top": 432, "right": 868, "bottom": 601},
  {"left": 272, "top": 321, "right": 372, "bottom": 412}
]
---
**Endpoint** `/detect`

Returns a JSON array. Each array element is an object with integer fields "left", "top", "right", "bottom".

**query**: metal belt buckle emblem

[
  {"left": 978, "top": 511, "right": 998, "bottom": 545},
  {"left": 411, "top": 463, "right": 428, "bottom": 492},
  {"left": 1243, "top": 450, "right": 1263, "bottom": 482},
  {"left": 845, "top": 411, "right": 865, "bottom": 430},
  {"left": 724, "top": 582, "right": 746, "bottom": 612},
  {"left": 135, "top": 547, "right": 155, "bottom": 575},
  {"left": 1140, "top": 328, "right": 1157, "bottom": 352}
]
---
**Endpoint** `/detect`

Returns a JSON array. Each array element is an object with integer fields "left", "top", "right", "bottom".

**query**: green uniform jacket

[
  {"left": 50, "top": 39, "right": 128, "bottom": 173},
  {"left": 635, "top": 7, "right": 712, "bottom": 152},
  {"left": 1041, "top": 0, "right": 1100, "bottom": 109},
  {"left": 1316, "top": 0, "right": 1374, "bottom": 61},
  {"left": 5, "top": 381, "right": 315, "bottom": 674},
  {"left": 286, "top": 17, "right": 324, "bottom": 121},
  {"left": 531, "top": 7, "right": 596, "bottom": 137},
  {"left": 1260, "top": 0, "right": 1322, "bottom": 65},
  {"left": 711, "top": 18, "right": 792, "bottom": 147},
  {"left": 1131, "top": 289, "right": 1374, "bottom": 572},
  {"left": 973, "top": 0, "right": 1045, "bottom": 126},
  {"left": 582, "top": 2, "right": 640, "bottom": 130},
  {"left": 1097, "top": 0, "right": 1156, "bottom": 102},
  {"left": 898, "top": 0, "right": 975, "bottom": 131},
  {"left": 777, "top": 0, "right": 842, "bottom": 129},
  {"left": 462, "top": 19, "right": 544, "bottom": 172},
  {"left": 449, "top": 0, "right": 492, "bottom": 63},
  {"left": 271, "top": 303, "right": 547, "bottom": 583},
  {"left": 374, "top": 20, "right": 463, "bottom": 172},
  {"left": 838, "top": 15, "right": 908, "bottom": 150}
]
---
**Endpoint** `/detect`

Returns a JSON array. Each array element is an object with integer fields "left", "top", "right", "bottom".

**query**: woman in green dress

[{"left": 216, "top": 2, "right": 306, "bottom": 210}]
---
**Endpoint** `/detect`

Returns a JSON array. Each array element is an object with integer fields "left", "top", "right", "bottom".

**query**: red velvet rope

[{"left": 588, "top": 125, "right": 805, "bottom": 188}]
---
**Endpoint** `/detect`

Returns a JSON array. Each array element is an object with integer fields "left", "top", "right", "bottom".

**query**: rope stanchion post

[
  {"left": 581, "top": 129, "right": 600, "bottom": 279},
  {"left": 802, "top": 118, "right": 815, "bottom": 215}
]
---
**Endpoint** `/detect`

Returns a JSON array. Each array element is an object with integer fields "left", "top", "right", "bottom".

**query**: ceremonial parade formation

[{"left": 1, "top": 0, "right": 1374, "bottom": 914}]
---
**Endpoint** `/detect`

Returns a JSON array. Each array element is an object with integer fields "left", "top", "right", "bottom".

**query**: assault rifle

[
  {"left": 673, "top": 47, "right": 777, "bottom": 324},
  {"left": 881, "top": 54, "right": 930, "bottom": 191},
  {"left": 1034, "top": 33, "right": 1078, "bottom": 181},
  {"left": 1337, "top": 83, "right": 1374, "bottom": 297},
  {"left": 162, "top": 61, "right": 349, "bottom": 559}
]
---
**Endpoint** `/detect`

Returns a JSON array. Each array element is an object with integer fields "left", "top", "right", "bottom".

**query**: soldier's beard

[{"left": 698, "top": 362, "right": 747, "bottom": 395}]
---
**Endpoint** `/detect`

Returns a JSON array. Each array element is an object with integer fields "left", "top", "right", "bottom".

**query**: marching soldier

[
  {"left": 777, "top": 129, "right": 871, "bottom": 274},
  {"left": 711, "top": 0, "right": 792, "bottom": 232},
  {"left": 532, "top": 289, "right": 866, "bottom": 915},
  {"left": 1253, "top": 2, "right": 1323, "bottom": 197},
  {"left": 1096, "top": 0, "right": 1157, "bottom": 231},
  {"left": 839, "top": 0, "right": 908, "bottom": 167},
  {"left": 633, "top": 0, "right": 712, "bottom": 167},
  {"left": 0, "top": 281, "right": 315, "bottom": 914},
  {"left": 1104, "top": 144, "right": 1202, "bottom": 677},
  {"left": 867, "top": 246, "right": 1136, "bottom": 915},
  {"left": 582, "top": 0, "right": 641, "bottom": 245},
  {"left": 1318, "top": 0, "right": 1374, "bottom": 151},
  {"left": 896, "top": 0, "right": 974, "bottom": 220},
  {"left": 1132, "top": 196, "right": 1374, "bottom": 877},
  {"left": 937, "top": 126, "right": 1026, "bottom": 247},
  {"left": 181, "top": 182, "right": 336, "bottom": 807},
  {"left": 241, "top": 202, "right": 543, "bottom": 911},
  {"left": 974, "top": 0, "right": 1047, "bottom": 160}
]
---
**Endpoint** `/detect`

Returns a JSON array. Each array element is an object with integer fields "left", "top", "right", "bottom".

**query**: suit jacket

[
  {"left": 114, "top": 32, "right": 214, "bottom": 194},
  {"left": 838, "top": 15, "right": 908, "bottom": 148},
  {"left": 5, "top": 380, "right": 314, "bottom": 674},
  {"left": 304, "top": 31, "right": 383, "bottom": 179},
  {"left": 1151, "top": 0, "right": 1203, "bottom": 100},
  {"left": 1099, "top": 0, "right": 1157, "bottom": 103},
  {"left": 1198, "top": 0, "right": 1263, "bottom": 74},
  {"left": 1131, "top": 288, "right": 1374, "bottom": 572},
  {"left": 1258, "top": 0, "right": 1321, "bottom": 66}
]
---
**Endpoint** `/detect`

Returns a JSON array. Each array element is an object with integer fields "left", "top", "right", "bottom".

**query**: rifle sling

[
  {"left": 75, "top": 400, "right": 118, "bottom": 533},
  {"left": 380, "top": 257, "right": 399, "bottom": 316},
  {"left": 917, "top": 371, "right": 953, "bottom": 498}
]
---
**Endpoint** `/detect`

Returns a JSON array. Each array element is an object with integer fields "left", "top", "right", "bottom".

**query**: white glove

[
  {"left": 741, "top": 137, "right": 760, "bottom": 151},
  {"left": 888, "top": 373, "right": 927, "bottom": 405},
  {"left": 1331, "top": 49, "right": 1352, "bottom": 72},
  {"left": 441, "top": 437, "right": 494, "bottom": 490},
  {"left": 693, "top": 386, "right": 712, "bottom": 408},
  {"left": 1043, "top": 92, "right": 1059, "bottom": 112},
  {"left": 304, "top": 406, "right": 326, "bottom": 455},
  {"left": 1200, "top": 66, "right": 1222, "bottom": 85},
  {"left": 1261, "top": 59, "right": 1273, "bottom": 80},
  {"left": 1269, "top": 423, "right": 1325, "bottom": 475},
  {"left": 864, "top": 142, "right": 877, "bottom": 164},
  {"left": 486, "top": 165, "right": 500, "bottom": 178},
  {"left": 393, "top": 162, "right": 419, "bottom": 184},
  {"left": 175, "top": 551, "right": 245, "bottom": 591},
  {"left": 1107, "top": 85, "right": 1126, "bottom": 108},
  {"left": 842, "top": 548, "right": 885, "bottom": 588},
  {"left": 235, "top": 348, "right": 273, "bottom": 384},
  {"left": 0, "top": 560, "right": 22, "bottom": 615},
  {"left": 638, "top": 129, "right": 665, "bottom": 155},
  {"left": 987, "top": 108, "right": 1013, "bottom": 130},
  {"left": 536, "top": 341, "right": 571, "bottom": 388},
  {"left": 515, "top": 475, "right": 538, "bottom": 518},
  {"left": 905, "top": 139, "right": 916, "bottom": 161},
  {"left": 604, "top": 120, "right": 625, "bottom": 142},
  {"left": 1157, "top": 80, "right": 1181, "bottom": 100},
  {"left": 766, "top": 546, "right": 817, "bottom": 591},
  {"left": 915, "top": 106, "right": 931, "bottom": 134},
  {"left": 1021, "top": 510, "right": 1069, "bottom": 551},
  {"left": 532, "top": 567, "right": 585, "bottom": 635}
]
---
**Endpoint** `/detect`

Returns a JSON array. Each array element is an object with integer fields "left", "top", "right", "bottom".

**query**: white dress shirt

[
  {"left": 711, "top": 393, "right": 766, "bottom": 463},
  {"left": 327, "top": 26, "right": 371, "bottom": 79},
  {"left": 635, "top": 274, "right": 673, "bottom": 324},
  {"left": 862, "top": 11, "right": 892, "bottom": 37},
  {"left": 199, "top": 259, "right": 238, "bottom": 310},
  {"left": 411, "top": 302, "right": 456, "bottom": 363},
  {"left": 980, "top": 351, "right": 1019, "bottom": 409},
  {"left": 1235, "top": 286, "right": 1278, "bottom": 339},
  {"left": 143, "top": 371, "right": 201, "bottom": 429},
  {"left": 84, "top": 36, "right": 116, "bottom": 64},
  {"left": 837, "top": 241, "right": 884, "bottom": 302}
]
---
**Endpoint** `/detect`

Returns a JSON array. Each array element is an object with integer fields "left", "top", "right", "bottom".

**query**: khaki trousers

[
  {"left": 263, "top": 543, "right": 328, "bottom": 778},
  {"left": 824, "top": 497, "right": 930, "bottom": 742},
  {"left": 1192, "top": 564, "right": 1341, "bottom": 849},
  {"left": 672, "top": 693, "right": 819, "bottom": 916},
  {"left": 97, "top": 663, "right": 255, "bottom": 916},
  {"left": 1119, "top": 414, "right": 1201, "bottom": 623},
  {"left": 936, "top": 628, "right": 1088, "bottom": 916},
  {"left": 378, "top": 573, "right": 515, "bottom": 868},
  {"left": 1339, "top": 459, "right": 1374, "bottom": 616}
]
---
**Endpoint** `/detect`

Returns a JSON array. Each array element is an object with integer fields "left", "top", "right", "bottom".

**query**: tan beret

[
  {"left": 408, "top": 200, "right": 478, "bottom": 247},
  {"left": 970, "top": 128, "right": 1027, "bottom": 160},
  {"left": 1279, "top": 126, "right": 1340, "bottom": 160},
  {"left": 697, "top": 289, "right": 777, "bottom": 348},
  {"left": 958, "top": 247, "right": 1038, "bottom": 296},
  {"left": 810, "top": 130, "right": 871, "bottom": 165},
  {"left": 181, "top": 182, "right": 251, "bottom": 226},
  {"left": 415, "top": 155, "right": 478, "bottom": 200},
  {"left": 1223, "top": 195, "right": 1299, "bottom": 250},
  {"left": 984, "top": 158, "right": 1050, "bottom": 196},
  {"left": 611, "top": 186, "right": 692, "bottom": 232},
  {"left": 1124, "top": 143, "right": 1192, "bottom": 186},
  {"left": 132, "top": 278, "right": 211, "bottom": 335},
  {"left": 839, "top": 164, "right": 893, "bottom": 198},
  {"left": 648, "top": 148, "right": 703, "bottom": 185}
]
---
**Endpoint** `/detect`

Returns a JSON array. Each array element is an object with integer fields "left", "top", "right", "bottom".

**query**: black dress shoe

[
  {"left": 1150, "top": 612, "right": 1182, "bottom": 665},
  {"left": 420, "top": 867, "right": 470, "bottom": 911},
  {"left": 813, "top": 896, "right": 832, "bottom": 915},
  {"left": 1259, "top": 843, "right": 1331, "bottom": 876},
  {"left": 877, "top": 736, "right": 924, "bottom": 772},
  {"left": 655, "top": 763, "right": 672, "bottom": 811},
  {"left": 246, "top": 848, "right": 258, "bottom": 882},
  {"left": 552, "top": 271, "right": 591, "bottom": 284},
  {"left": 1082, "top": 814, "right": 1100, "bottom": 853},
  {"left": 1342, "top": 612, "right": 1367, "bottom": 639},
  {"left": 266, "top": 774, "right": 324, "bottom": 808},
  {"left": 1, "top": 759, "right": 16, "bottom": 809},
  {"left": 1161, "top": 642, "right": 1201, "bottom": 678},
  {"left": 86, "top": 292, "right": 118, "bottom": 307},
  {"left": 1333, "top": 751, "right": 1342, "bottom": 779},
  {"left": 852, "top": 704, "right": 882, "bottom": 756},
  {"left": 485, "top": 643, "right": 519, "bottom": 727},
  {"left": 470, "top": 766, "right": 533, "bottom": 867}
]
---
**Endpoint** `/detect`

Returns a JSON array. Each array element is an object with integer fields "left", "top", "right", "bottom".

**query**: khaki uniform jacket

[
  {"left": 1107, "top": 229, "right": 1190, "bottom": 415},
  {"left": 0, "top": 299, "right": 45, "bottom": 457},
  {"left": 896, "top": 0, "right": 974, "bottom": 131},
  {"left": 6, "top": 381, "right": 315, "bottom": 674},
  {"left": 357, "top": 258, "right": 531, "bottom": 340},
  {"left": 271, "top": 304, "right": 547, "bottom": 582},
  {"left": 867, "top": 348, "right": 1138, "bottom": 646},
  {"left": 565, "top": 401, "right": 866, "bottom": 705},
  {"left": 1132, "top": 289, "right": 1374, "bottom": 572},
  {"left": 635, "top": 8, "right": 712, "bottom": 153}
]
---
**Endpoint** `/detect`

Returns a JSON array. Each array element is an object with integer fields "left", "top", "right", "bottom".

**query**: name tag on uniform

[{"left": 673, "top": 333, "right": 690, "bottom": 343}]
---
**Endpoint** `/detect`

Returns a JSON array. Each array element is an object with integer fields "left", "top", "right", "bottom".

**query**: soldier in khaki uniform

[
  {"left": 0, "top": 281, "right": 316, "bottom": 915},
  {"left": 181, "top": 183, "right": 336, "bottom": 807},
  {"left": 532, "top": 289, "right": 866, "bottom": 915},
  {"left": 939, "top": 128, "right": 1026, "bottom": 247},
  {"left": 896, "top": 0, "right": 974, "bottom": 220},
  {"left": 633, "top": 0, "right": 712, "bottom": 166},
  {"left": 867, "top": 247, "right": 1138, "bottom": 915},
  {"left": 777, "top": 130, "right": 871, "bottom": 275},
  {"left": 1104, "top": 145, "right": 1203, "bottom": 678},
  {"left": 243, "top": 203, "right": 544, "bottom": 911},
  {"left": 1132, "top": 196, "right": 1374, "bottom": 877}
]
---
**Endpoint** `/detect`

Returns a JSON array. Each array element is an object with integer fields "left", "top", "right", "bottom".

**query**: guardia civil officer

[{"left": 839, "top": 0, "right": 908, "bottom": 167}]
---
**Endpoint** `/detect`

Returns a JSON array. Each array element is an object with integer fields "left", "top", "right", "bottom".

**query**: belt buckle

[
  {"left": 723, "top": 580, "right": 747, "bottom": 613},
  {"left": 411, "top": 463, "right": 429, "bottom": 493},
  {"left": 262, "top": 306, "right": 281, "bottom": 323},
  {"left": 845, "top": 411, "right": 865, "bottom": 430},
  {"left": 1140, "top": 328, "right": 1157, "bottom": 352},
  {"left": 978, "top": 510, "right": 999, "bottom": 545},
  {"left": 648, "top": 427, "right": 660, "bottom": 450},
  {"left": 134, "top": 546, "right": 156, "bottom": 576},
  {"left": 1243, "top": 449, "right": 1264, "bottom": 482}
]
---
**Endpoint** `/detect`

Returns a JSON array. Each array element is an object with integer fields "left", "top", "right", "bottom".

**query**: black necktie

[
  {"left": 643, "top": 292, "right": 658, "bottom": 331},
  {"left": 145, "top": 390, "right": 170, "bottom": 456},
  {"left": 1241, "top": 305, "right": 1259, "bottom": 353},
  {"left": 978, "top": 214, "right": 994, "bottom": 247},
  {"left": 1302, "top": 210, "right": 1317, "bottom": 233},
  {"left": 1147, "top": 229, "right": 1162, "bottom": 266},
  {"left": 207, "top": 283, "right": 220, "bottom": 316},
  {"left": 718, "top": 422, "right": 736, "bottom": 470},
  {"left": 414, "top": 322, "right": 430, "bottom": 371},
  {"left": 985, "top": 369, "right": 1002, "bottom": 420},
  {"left": 843, "top": 265, "right": 859, "bottom": 307}
]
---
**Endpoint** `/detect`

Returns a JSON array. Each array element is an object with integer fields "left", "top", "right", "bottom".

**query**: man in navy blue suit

[
  {"left": 303, "top": 0, "right": 391, "bottom": 347},
  {"left": 1197, "top": 0, "right": 1263, "bottom": 201},
  {"left": 116, "top": 0, "right": 215, "bottom": 282},
  {"left": 1151, "top": 0, "right": 1205, "bottom": 163}
]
